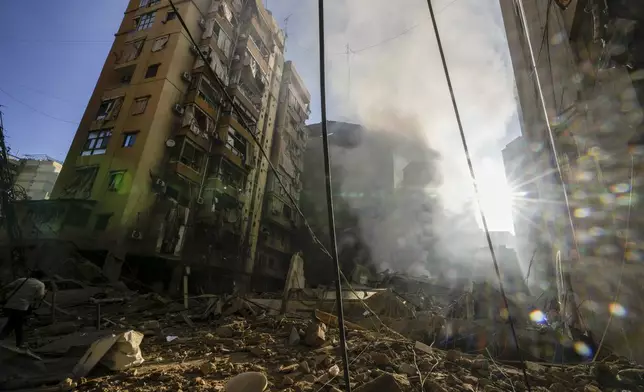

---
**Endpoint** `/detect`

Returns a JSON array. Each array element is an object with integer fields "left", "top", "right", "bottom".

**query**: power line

[
  {"left": 0, "top": 81, "right": 86, "bottom": 108},
  {"left": 0, "top": 87, "right": 80, "bottom": 125},
  {"left": 317, "top": 0, "right": 352, "bottom": 390},
  {"left": 423, "top": 0, "right": 532, "bottom": 390}
]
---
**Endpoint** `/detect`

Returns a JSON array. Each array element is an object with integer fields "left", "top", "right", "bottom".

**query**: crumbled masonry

[{"left": 0, "top": 286, "right": 642, "bottom": 392}]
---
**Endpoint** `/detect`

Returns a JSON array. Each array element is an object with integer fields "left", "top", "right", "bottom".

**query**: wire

[
  {"left": 423, "top": 0, "right": 532, "bottom": 390},
  {"left": 317, "top": 1, "right": 352, "bottom": 390},
  {"left": 0, "top": 87, "right": 80, "bottom": 125},
  {"left": 592, "top": 154, "right": 634, "bottom": 361}
]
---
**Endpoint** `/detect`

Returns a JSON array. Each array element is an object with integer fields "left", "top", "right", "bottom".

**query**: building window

[
  {"left": 115, "top": 40, "right": 144, "bottom": 64},
  {"left": 226, "top": 127, "right": 247, "bottom": 160},
  {"left": 94, "top": 214, "right": 112, "bottom": 231},
  {"left": 131, "top": 96, "right": 150, "bottom": 115},
  {"left": 107, "top": 171, "right": 126, "bottom": 192},
  {"left": 81, "top": 129, "right": 112, "bottom": 156},
  {"left": 180, "top": 141, "right": 205, "bottom": 172},
  {"left": 215, "top": 159, "right": 246, "bottom": 189},
  {"left": 96, "top": 97, "right": 123, "bottom": 121},
  {"left": 283, "top": 205, "right": 292, "bottom": 219},
  {"left": 139, "top": 0, "right": 160, "bottom": 7},
  {"left": 122, "top": 132, "right": 138, "bottom": 147},
  {"left": 145, "top": 63, "right": 160, "bottom": 78},
  {"left": 166, "top": 11, "right": 176, "bottom": 21},
  {"left": 151, "top": 35, "right": 169, "bottom": 52},
  {"left": 214, "top": 23, "right": 232, "bottom": 57},
  {"left": 135, "top": 12, "right": 156, "bottom": 31}
]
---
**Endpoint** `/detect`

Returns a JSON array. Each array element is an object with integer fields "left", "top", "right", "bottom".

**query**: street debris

[{"left": 0, "top": 274, "right": 642, "bottom": 391}]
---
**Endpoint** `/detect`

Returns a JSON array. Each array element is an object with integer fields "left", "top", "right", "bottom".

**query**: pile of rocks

[{"left": 70, "top": 312, "right": 644, "bottom": 392}]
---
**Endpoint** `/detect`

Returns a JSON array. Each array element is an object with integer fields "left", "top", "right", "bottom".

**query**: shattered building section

[
  {"left": 499, "top": 0, "right": 644, "bottom": 362},
  {"left": 0, "top": 0, "right": 314, "bottom": 293}
]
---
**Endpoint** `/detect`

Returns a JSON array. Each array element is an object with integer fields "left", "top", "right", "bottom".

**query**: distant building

[
  {"left": 301, "top": 121, "right": 396, "bottom": 284},
  {"left": 10, "top": 155, "right": 62, "bottom": 200}
]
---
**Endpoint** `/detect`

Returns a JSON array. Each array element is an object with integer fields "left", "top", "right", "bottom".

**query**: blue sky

[{"left": 0, "top": 1, "right": 128, "bottom": 160}]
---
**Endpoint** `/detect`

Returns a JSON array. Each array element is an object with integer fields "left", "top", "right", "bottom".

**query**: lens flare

[
  {"left": 609, "top": 302, "right": 627, "bottom": 317},
  {"left": 529, "top": 309, "right": 546, "bottom": 323},
  {"left": 574, "top": 341, "right": 593, "bottom": 358}
]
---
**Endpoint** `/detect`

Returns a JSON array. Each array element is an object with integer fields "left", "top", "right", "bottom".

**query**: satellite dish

[{"left": 166, "top": 139, "right": 176, "bottom": 148}]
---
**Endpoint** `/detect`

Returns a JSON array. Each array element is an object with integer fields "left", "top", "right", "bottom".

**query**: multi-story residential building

[
  {"left": 499, "top": 0, "right": 644, "bottom": 361},
  {"left": 10, "top": 0, "right": 291, "bottom": 291},
  {"left": 11, "top": 155, "right": 62, "bottom": 200},
  {"left": 252, "top": 61, "right": 310, "bottom": 291}
]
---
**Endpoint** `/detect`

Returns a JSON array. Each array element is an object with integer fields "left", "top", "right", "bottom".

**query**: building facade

[
  {"left": 13, "top": 0, "right": 297, "bottom": 291},
  {"left": 499, "top": 0, "right": 644, "bottom": 361},
  {"left": 10, "top": 155, "right": 62, "bottom": 200},
  {"left": 252, "top": 61, "right": 311, "bottom": 290}
]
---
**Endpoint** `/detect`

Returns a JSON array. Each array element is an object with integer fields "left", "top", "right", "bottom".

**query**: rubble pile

[
  {"left": 71, "top": 313, "right": 644, "bottom": 392},
  {"left": 0, "top": 278, "right": 643, "bottom": 391}
]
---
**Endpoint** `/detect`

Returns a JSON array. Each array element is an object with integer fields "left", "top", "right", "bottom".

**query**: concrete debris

[
  {"left": 304, "top": 320, "right": 327, "bottom": 347},
  {"left": 3, "top": 287, "right": 644, "bottom": 392},
  {"left": 288, "top": 326, "right": 300, "bottom": 345}
]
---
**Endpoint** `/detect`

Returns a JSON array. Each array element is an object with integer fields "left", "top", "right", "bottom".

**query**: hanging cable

[
  {"left": 317, "top": 1, "right": 352, "bottom": 390},
  {"left": 423, "top": 0, "right": 532, "bottom": 390}
]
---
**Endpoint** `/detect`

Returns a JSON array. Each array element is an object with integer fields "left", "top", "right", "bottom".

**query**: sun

[{"left": 475, "top": 161, "right": 516, "bottom": 233}]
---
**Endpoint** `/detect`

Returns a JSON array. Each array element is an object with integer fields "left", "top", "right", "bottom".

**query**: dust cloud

[{"left": 315, "top": 0, "right": 520, "bottom": 280}]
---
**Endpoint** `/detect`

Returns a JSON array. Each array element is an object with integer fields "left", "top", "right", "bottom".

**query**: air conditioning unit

[
  {"left": 173, "top": 104, "right": 185, "bottom": 116},
  {"left": 181, "top": 72, "right": 192, "bottom": 82},
  {"left": 131, "top": 230, "right": 143, "bottom": 240}
]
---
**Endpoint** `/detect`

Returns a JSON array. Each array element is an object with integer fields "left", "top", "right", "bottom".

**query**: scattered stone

[
  {"left": 194, "top": 377, "right": 205, "bottom": 385},
  {"left": 59, "top": 378, "right": 77, "bottom": 391},
  {"left": 525, "top": 361, "right": 547, "bottom": 373},
  {"left": 299, "top": 361, "right": 310, "bottom": 373},
  {"left": 304, "top": 321, "right": 327, "bottom": 347},
  {"left": 289, "top": 327, "right": 300, "bottom": 345},
  {"left": 280, "top": 364, "right": 299, "bottom": 373},
  {"left": 471, "top": 358, "right": 490, "bottom": 370},
  {"left": 200, "top": 361, "right": 217, "bottom": 375},
  {"left": 225, "top": 372, "right": 268, "bottom": 392},
  {"left": 355, "top": 373, "right": 404, "bottom": 392},
  {"left": 445, "top": 350, "right": 460, "bottom": 362},
  {"left": 301, "top": 374, "right": 316, "bottom": 383},
  {"left": 282, "top": 376, "right": 294, "bottom": 386},
  {"left": 328, "top": 364, "right": 340, "bottom": 377},
  {"left": 216, "top": 325, "right": 235, "bottom": 338},
  {"left": 398, "top": 363, "right": 417, "bottom": 376},
  {"left": 424, "top": 379, "right": 448, "bottom": 392},
  {"left": 250, "top": 346, "right": 265, "bottom": 357},
  {"left": 370, "top": 352, "right": 391, "bottom": 366}
]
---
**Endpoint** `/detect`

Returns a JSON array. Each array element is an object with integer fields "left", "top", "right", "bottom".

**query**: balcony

[
  {"left": 169, "top": 160, "right": 202, "bottom": 184},
  {"left": 246, "top": 36, "right": 269, "bottom": 75},
  {"left": 230, "top": 82, "right": 261, "bottom": 120}
]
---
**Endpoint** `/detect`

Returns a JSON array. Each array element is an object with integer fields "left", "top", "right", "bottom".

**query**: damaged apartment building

[
  {"left": 499, "top": 0, "right": 644, "bottom": 362},
  {"left": 3, "top": 0, "right": 311, "bottom": 293}
]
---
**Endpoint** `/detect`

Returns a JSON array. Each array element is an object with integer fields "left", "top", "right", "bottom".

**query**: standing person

[{"left": 0, "top": 270, "right": 46, "bottom": 348}]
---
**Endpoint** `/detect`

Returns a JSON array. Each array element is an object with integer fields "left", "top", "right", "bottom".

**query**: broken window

[
  {"left": 94, "top": 214, "right": 112, "bottom": 231},
  {"left": 166, "top": 11, "right": 176, "bottom": 22},
  {"left": 131, "top": 96, "right": 150, "bottom": 115},
  {"left": 96, "top": 97, "right": 123, "bottom": 121},
  {"left": 180, "top": 140, "right": 205, "bottom": 173},
  {"left": 193, "top": 106, "right": 211, "bottom": 132},
  {"left": 216, "top": 159, "right": 246, "bottom": 189},
  {"left": 135, "top": 12, "right": 156, "bottom": 31},
  {"left": 81, "top": 129, "right": 112, "bottom": 156},
  {"left": 115, "top": 39, "right": 144, "bottom": 64},
  {"left": 226, "top": 127, "right": 247, "bottom": 160},
  {"left": 198, "top": 78, "right": 220, "bottom": 109},
  {"left": 60, "top": 166, "right": 98, "bottom": 200},
  {"left": 151, "top": 35, "right": 169, "bottom": 52},
  {"left": 145, "top": 63, "right": 160, "bottom": 78},
  {"left": 122, "top": 132, "right": 138, "bottom": 147},
  {"left": 214, "top": 23, "right": 232, "bottom": 57},
  {"left": 139, "top": 0, "right": 160, "bottom": 7},
  {"left": 107, "top": 170, "right": 126, "bottom": 192}
]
